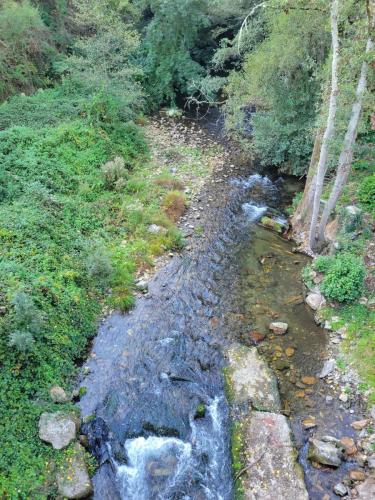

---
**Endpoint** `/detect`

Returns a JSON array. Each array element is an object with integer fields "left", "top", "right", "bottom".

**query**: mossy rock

[
  {"left": 260, "top": 216, "right": 283, "bottom": 233},
  {"left": 194, "top": 402, "right": 206, "bottom": 419}
]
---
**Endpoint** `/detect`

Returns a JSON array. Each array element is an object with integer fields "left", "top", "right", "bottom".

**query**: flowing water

[{"left": 79, "top": 116, "right": 364, "bottom": 499}]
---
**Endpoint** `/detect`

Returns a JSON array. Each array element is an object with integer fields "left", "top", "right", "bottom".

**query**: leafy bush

[
  {"left": 357, "top": 174, "right": 375, "bottom": 214},
  {"left": 319, "top": 254, "right": 366, "bottom": 303},
  {"left": 8, "top": 330, "right": 35, "bottom": 353},
  {"left": 86, "top": 247, "right": 113, "bottom": 286},
  {"left": 101, "top": 156, "right": 127, "bottom": 190},
  {"left": 314, "top": 255, "right": 334, "bottom": 273}
]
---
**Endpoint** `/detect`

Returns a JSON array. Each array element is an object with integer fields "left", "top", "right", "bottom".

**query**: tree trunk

[
  {"left": 317, "top": 35, "right": 374, "bottom": 243},
  {"left": 291, "top": 129, "right": 323, "bottom": 239},
  {"left": 308, "top": 0, "right": 340, "bottom": 251}
]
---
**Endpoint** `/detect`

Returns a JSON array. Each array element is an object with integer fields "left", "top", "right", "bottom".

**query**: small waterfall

[{"left": 113, "top": 397, "right": 231, "bottom": 500}]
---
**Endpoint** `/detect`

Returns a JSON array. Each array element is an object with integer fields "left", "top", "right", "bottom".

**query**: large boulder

[
  {"left": 242, "top": 411, "right": 308, "bottom": 500},
  {"left": 226, "top": 344, "right": 281, "bottom": 412},
  {"left": 305, "top": 292, "right": 326, "bottom": 311},
  {"left": 57, "top": 443, "right": 93, "bottom": 499},
  {"left": 39, "top": 412, "right": 78, "bottom": 450},
  {"left": 308, "top": 438, "right": 343, "bottom": 467}
]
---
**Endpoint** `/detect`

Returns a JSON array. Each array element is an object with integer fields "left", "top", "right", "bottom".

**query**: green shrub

[
  {"left": 101, "top": 156, "right": 127, "bottom": 190},
  {"left": 357, "top": 174, "right": 375, "bottom": 214},
  {"left": 320, "top": 253, "right": 366, "bottom": 303},
  {"left": 8, "top": 330, "right": 35, "bottom": 353},
  {"left": 314, "top": 255, "right": 334, "bottom": 273},
  {"left": 86, "top": 247, "right": 113, "bottom": 286}
]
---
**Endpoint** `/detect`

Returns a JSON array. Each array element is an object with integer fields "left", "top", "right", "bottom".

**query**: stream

[{"left": 79, "top": 114, "right": 365, "bottom": 499}]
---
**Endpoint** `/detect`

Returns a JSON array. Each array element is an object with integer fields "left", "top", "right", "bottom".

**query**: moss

[
  {"left": 194, "top": 402, "right": 206, "bottom": 419},
  {"left": 78, "top": 386, "right": 87, "bottom": 397},
  {"left": 231, "top": 421, "right": 245, "bottom": 500},
  {"left": 223, "top": 366, "right": 235, "bottom": 403},
  {"left": 260, "top": 216, "right": 282, "bottom": 234}
]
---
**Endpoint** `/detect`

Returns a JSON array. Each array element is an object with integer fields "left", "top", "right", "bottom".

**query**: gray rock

[
  {"left": 306, "top": 292, "right": 325, "bottom": 311},
  {"left": 50, "top": 386, "right": 70, "bottom": 403},
  {"left": 242, "top": 411, "right": 308, "bottom": 499},
  {"left": 356, "top": 477, "right": 375, "bottom": 499},
  {"left": 370, "top": 405, "right": 375, "bottom": 421},
  {"left": 333, "top": 483, "right": 348, "bottom": 497},
  {"left": 319, "top": 359, "right": 336, "bottom": 378},
  {"left": 135, "top": 279, "right": 148, "bottom": 292},
  {"left": 57, "top": 444, "right": 93, "bottom": 499},
  {"left": 226, "top": 344, "right": 281, "bottom": 412},
  {"left": 308, "top": 438, "right": 343, "bottom": 467},
  {"left": 368, "top": 454, "right": 375, "bottom": 469},
  {"left": 39, "top": 412, "right": 78, "bottom": 450},
  {"left": 269, "top": 322, "right": 288, "bottom": 335},
  {"left": 147, "top": 224, "right": 167, "bottom": 235}
]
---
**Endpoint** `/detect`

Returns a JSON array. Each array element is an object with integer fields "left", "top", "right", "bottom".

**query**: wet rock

[
  {"left": 269, "top": 322, "right": 288, "bottom": 335},
  {"left": 302, "top": 417, "right": 317, "bottom": 430},
  {"left": 301, "top": 376, "right": 316, "bottom": 386},
  {"left": 249, "top": 330, "right": 266, "bottom": 343},
  {"left": 333, "top": 483, "right": 348, "bottom": 497},
  {"left": 308, "top": 438, "right": 343, "bottom": 467},
  {"left": 351, "top": 420, "right": 368, "bottom": 431},
  {"left": 306, "top": 292, "right": 325, "bottom": 311},
  {"left": 319, "top": 359, "right": 336, "bottom": 378},
  {"left": 242, "top": 411, "right": 308, "bottom": 499},
  {"left": 260, "top": 216, "right": 283, "bottom": 233},
  {"left": 135, "top": 279, "right": 148, "bottom": 292},
  {"left": 50, "top": 386, "right": 70, "bottom": 403},
  {"left": 274, "top": 358, "right": 290, "bottom": 371},
  {"left": 356, "top": 477, "right": 375, "bottom": 499},
  {"left": 56, "top": 443, "right": 93, "bottom": 499},
  {"left": 285, "top": 347, "right": 295, "bottom": 357},
  {"left": 39, "top": 412, "right": 78, "bottom": 450},
  {"left": 226, "top": 344, "right": 281, "bottom": 412},
  {"left": 340, "top": 437, "right": 357, "bottom": 456},
  {"left": 349, "top": 470, "right": 366, "bottom": 482}
]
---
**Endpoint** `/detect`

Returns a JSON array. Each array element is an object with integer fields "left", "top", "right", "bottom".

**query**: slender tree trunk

[
  {"left": 317, "top": 35, "right": 374, "bottom": 243},
  {"left": 308, "top": 0, "right": 340, "bottom": 251},
  {"left": 291, "top": 129, "right": 323, "bottom": 237}
]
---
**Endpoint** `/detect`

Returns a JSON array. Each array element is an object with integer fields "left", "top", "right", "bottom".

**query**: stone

[
  {"left": 226, "top": 344, "right": 281, "bottom": 412},
  {"left": 249, "top": 331, "right": 266, "bottom": 343},
  {"left": 351, "top": 420, "right": 368, "bottom": 431},
  {"left": 242, "top": 411, "right": 308, "bottom": 500},
  {"left": 333, "top": 483, "right": 348, "bottom": 497},
  {"left": 147, "top": 224, "right": 167, "bottom": 235},
  {"left": 368, "top": 454, "right": 375, "bottom": 469},
  {"left": 306, "top": 292, "right": 326, "bottom": 311},
  {"left": 349, "top": 470, "right": 366, "bottom": 482},
  {"left": 340, "top": 437, "right": 357, "bottom": 456},
  {"left": 302, "top": 417, "right": 317, "bottom": 430},
  {"left": 269, "top": 322, "right": 288, "bottom": 335},
  {"left": 285, "top": 347, "right": 295, "bottom": 357},
  {"left": 260, "top": 216, "right": 283, "bottom": 233},
  {"left": 39, "top": 412, "right": 78, "bottom": 450},
  {"left": 339, "top": 393, "right": 349, "bottom": 403},
  {"left": 274, "top": 358, "right": 290, "bottom": 371},
  {"left": 56, "top": 444, "right": 93, "bottom": 499},
  {"left": 50, "top": 386, "right": 70, "bottom": 403},
  {"left": 308, "top": 438, "right": 343, "bottom": 467},
  {"left": 295, "top": 391, "right": 305, "bottom": 398},
  {"left": 135, "top": 279, "right": 148, "bottom": 292},
  {"left": 301, "top": 376, "right": 316, "bottom": 386},
  {"left": 356, "top": 478, "right": 375, "bottom": 499}
]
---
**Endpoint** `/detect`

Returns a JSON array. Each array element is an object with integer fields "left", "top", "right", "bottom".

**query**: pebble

[
  {"left": 339, "top": 393, "right": 349, "bottom": 402},
  {"left": 285, "top": 347, "right": 295, "bottom": 357},
  {"left": 302, "top": 376, "right": 316, "bottom": 385},
  {"left": 340, "top": 437, "right": 357, "bottom": 456},
  {"left": 351, "top": 420, "right": 368, "bottom": 431},
  {"left": 302, "top": 416, "right": 317, "bottom": 429},
  {"left": 333, "top": 483, "right": 348, "bottom": 497},
  {"left": 349, "top": 470, "right": 366, "bottom": 482}
]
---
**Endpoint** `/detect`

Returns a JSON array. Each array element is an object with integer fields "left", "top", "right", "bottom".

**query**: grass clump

[{"left": 162, "top": 190, "right": 187, "bottom": 222}]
